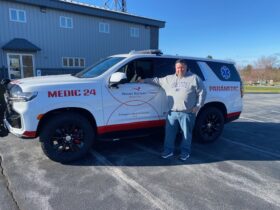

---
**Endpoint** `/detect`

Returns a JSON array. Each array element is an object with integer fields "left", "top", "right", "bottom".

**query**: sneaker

[
  {"left": 161, "top": 151, "right": 174, "bottom": 159},
  {"left": 179, "top": 153, "right": 190, "bottom": 161}
]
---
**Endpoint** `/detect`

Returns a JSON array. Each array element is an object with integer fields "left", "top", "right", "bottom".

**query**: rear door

[{"left": 153, "top": 58, "right": 178, "bottom": 114}]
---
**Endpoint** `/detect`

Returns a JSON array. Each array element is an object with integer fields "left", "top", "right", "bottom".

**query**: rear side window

[
  {"left": 154, "top": 58, "right": 177, "bottom": 77},
  {"left": 206, "top": 62, "right": 241, "bottom": 81},
  {"left": 154, "top": 58, "right": 205, "bottom": 80},
  {"left": 184, "top": 59, "right": 205, "bottom": 81}
]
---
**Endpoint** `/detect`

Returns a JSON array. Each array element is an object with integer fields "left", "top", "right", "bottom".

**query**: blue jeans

[{"left": 164, "top": 111, "right": 196, "bottom": 155}]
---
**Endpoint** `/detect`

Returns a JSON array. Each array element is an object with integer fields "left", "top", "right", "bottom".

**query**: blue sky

[{"left": 78, "top": 0, "right": 280, "bottom": 66}]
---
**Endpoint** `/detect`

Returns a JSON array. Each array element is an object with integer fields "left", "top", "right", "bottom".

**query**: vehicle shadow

[
  {"left": 67, "top": 121, "right": 280, "bottom": 167},
  {"left": 0, "top": 125, "right": 8, "bottom": 137}
]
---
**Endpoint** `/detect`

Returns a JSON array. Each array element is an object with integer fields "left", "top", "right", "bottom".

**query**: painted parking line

[
  {"left": 130, "top": 142, "right": 280, "bottom": 208},
  {"left": 256, "top": 115, "right": 280, "bottom": 123},
  {"left": 90, "top": 150, "right": 170, "bottom": 210},
  {"left": 221, "top": 137, "right": 280, "bottom": 159},
  {"left": 240, "top": 116, "right": 280, "bottom": 123},
  {"left": 131, "top": 137, "right": 280, "bottom": 162},
  {"left": 239, "top": 117, "right": 265, "bottom": 122},
  {"left": 191, "top": 149, "right": 280, "bottom": 208}
]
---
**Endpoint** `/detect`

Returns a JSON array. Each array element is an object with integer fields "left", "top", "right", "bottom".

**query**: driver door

[{"left": 101, "top": 59, "right": 165, "bottom": 135}]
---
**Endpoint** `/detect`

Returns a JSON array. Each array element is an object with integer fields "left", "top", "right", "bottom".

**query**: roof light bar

[{"left": 129, "top": 49, "right": 163, "bottom": 55}]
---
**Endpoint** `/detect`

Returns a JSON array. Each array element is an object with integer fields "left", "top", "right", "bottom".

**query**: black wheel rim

[
  {"left": 200, "top": 112, "right": 222, "bottom": 140},
  {"left": 51, "top": 123, "right": 85, "bottom": 153}
]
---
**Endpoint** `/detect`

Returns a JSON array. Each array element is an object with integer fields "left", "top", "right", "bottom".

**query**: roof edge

[{"left": 6, "top": 0, "right": 165, "bottom": 28}]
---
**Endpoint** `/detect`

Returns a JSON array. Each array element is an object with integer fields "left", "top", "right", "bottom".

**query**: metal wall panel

[
  {"left": 10, "top": 0, "right": 165, "bottom": 28},
  {"left": 0, "top": 1, "right": 152, "bottom": 72}
]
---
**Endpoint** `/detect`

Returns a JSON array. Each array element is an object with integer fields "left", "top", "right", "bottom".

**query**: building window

[
  {"left": 9, "top": 8, "right": 26, "bottom": 22},
  {"left": 60, "top": 16, "right": 73, "bottom": 29},
  {"left": 130, "top": 27, "right": 139, "bottom": 38},
  {"left": 80, "top": 59, "right": 85, "bottom": 67},
  {"left": 69, "top": 58, "right": 74, "bottom": 67},
  {"left": 63, "top": 58, "right": 68, "bottom": 67},
  {"left": 62, "top": 57, "right": 85, "bottom": 68},
  {"left": 99, "top": 22, "right": 110, "bottom": 33}
]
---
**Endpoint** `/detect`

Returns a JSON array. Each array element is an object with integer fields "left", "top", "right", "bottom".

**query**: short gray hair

[
  {"left": 175, "top": 59, "right": 187, "bottom": 69},
  {"left": 175, "top": 59, "right": 187, "bottom": 66}
]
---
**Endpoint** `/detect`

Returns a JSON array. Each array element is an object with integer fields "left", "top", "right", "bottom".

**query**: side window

[
  {"left": 135, "top": 60, "right": 154, "bottom": 79},
  {"left": 206, "top": 62, "right": 241, "bottom": 81},
  {"left": 184, "top": 59, "right": 205, "bottom": 81},
  {"left": 154, "top": 58, "right": 205, "bottom": 80},
  {"left": 117, "top": 59, "right": 154, "bottom": 82},
  {"left": 117, "top": 62, "right": 136, "bottom": 82},
  {"left": 154, "top": 58, "right": 177, "bottom": 78}
]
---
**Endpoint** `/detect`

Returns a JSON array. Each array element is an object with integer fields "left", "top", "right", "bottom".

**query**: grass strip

[{"left": 244, "top": 86, "right": 280, "bottom": 93}]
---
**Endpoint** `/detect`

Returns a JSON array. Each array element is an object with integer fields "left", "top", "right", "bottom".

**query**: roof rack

[{"left": 129, "top": 49, "right": 163, "bottom": 55}]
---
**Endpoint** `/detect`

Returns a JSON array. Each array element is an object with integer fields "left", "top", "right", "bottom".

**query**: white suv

[{"left": 2, "top": 50, "right": 243, "bottom": 162}]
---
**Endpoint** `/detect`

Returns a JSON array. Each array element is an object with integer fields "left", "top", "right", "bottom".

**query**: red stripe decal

[
  {"left": 226, "top": 111, "right": 241, "bottom": 118},
  {"left": 22, "top": 131, "right": 37, "bottom": 138},
  {"left": 97, "top": 120, "right": 165, "bottom": 135}
]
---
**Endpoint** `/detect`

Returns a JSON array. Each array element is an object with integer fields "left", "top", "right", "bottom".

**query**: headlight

[{"left": 9, "top": 85, "right": 38, "bottom": 102}]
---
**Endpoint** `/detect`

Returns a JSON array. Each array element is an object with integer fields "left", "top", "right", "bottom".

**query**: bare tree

[{"left": 254, "top": 56, "right": 279, "bottom": 70}]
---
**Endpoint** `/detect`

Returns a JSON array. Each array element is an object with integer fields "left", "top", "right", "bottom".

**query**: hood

[{"left": 10, "top": 74, "right": 90, "bottom": 90}]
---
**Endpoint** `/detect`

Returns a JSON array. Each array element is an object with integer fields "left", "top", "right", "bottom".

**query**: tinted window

[
  {"left": 135, "top": 60, "right": 154, "bottom": 79},
  {"left": 154, "top": 58, "right": 177, "bottom": 77},
  {"left": 184, "top": 59, "right": 205, "bottom": 80},
  {"left": 206, "top": 62, "right": 241, "bottom": 81},
  {"left": 117, "top": 59, "right": 154, "bottom": 82},
  {"left": 154, "top": 58, "right": 205, "bottom": 80}
]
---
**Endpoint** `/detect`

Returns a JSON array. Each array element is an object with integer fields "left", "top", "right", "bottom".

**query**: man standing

[{"left": 141, "top": 59, "right": 206, "bottom": 160}]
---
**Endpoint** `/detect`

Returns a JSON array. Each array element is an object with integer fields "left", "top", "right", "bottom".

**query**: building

[{"left": 0, "top": 0, "right": 165, "bottom": 79}]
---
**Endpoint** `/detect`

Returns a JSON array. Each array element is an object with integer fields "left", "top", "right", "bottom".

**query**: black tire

[
  {"left": 194, "top": 107, "right": 224, "bottom": 143},
  {"left": 40, "top": 112, "right": 94, "bottom": 163}
]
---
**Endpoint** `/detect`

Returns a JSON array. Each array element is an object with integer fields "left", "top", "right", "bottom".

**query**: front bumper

[
  {"left": 5, "top": 109, "right": 21, "bottom": 129},
  {"left": 2, "top": 86, "right": 37, "bottom": 138},
  {"left": 3, "top": 118, "right": 36, "bottom": 138}
]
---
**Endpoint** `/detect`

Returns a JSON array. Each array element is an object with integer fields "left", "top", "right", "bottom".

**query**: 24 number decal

[{"left": 83, "top": 89, "right": 96, "bottom": 96}]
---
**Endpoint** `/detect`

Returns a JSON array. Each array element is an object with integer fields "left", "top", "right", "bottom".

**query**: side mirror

[{"left": 109, "top": 72, "right": 127, "bottom": 88}]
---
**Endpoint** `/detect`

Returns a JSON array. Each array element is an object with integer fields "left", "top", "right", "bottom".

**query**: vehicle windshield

[{"left": 75, "top": 57, "right": 125, "bottom": 78}]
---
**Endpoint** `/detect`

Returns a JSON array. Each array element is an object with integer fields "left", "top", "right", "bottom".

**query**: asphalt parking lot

[{"left": 0, "top": 94, "right": 280, "bottom": 210}]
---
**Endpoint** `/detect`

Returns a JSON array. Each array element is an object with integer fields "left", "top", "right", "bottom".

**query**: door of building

[{"left": 7, "top": 54, "right": 35, "bottom": 79}]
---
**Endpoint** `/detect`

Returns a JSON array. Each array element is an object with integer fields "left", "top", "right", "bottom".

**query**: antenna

[
  {"left": 104, "top": 0, "right": 127, "bottom": 12},
  {"left": 77, "top": 1, "right": 127, "bottom": 12}
]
